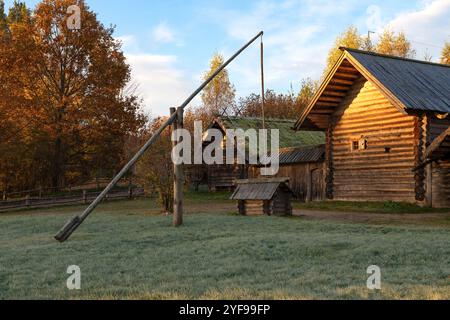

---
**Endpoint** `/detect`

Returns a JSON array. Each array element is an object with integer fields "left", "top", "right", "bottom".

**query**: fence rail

[
  {"left": 1, "top": 178, "right": 135, "bottom": 201},
  {"left": 0, "top": 187, "right": 145, "bottom": 212}
]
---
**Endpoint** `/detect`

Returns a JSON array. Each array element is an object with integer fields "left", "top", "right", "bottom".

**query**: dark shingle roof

[
  {"left": 346, "top": 48, "right": 450, "bottom": 113},
  {"left": 230, "top": 178, "right": 292, "bottom": 200},
  {"left": 279, "top": 145, "right": 325, "bottom": 164},
  {"left": 258, "top": 145, "right": 325, "bottom": 166}
]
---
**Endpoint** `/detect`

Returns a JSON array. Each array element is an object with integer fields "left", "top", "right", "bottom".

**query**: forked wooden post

[{"left": 171, "top": 107, "right": 184, "bottom": 227}]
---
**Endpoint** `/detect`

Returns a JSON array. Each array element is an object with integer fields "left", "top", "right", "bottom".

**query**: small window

[{"left": 351, "top": 138, "right": 367, "bottom": 152}]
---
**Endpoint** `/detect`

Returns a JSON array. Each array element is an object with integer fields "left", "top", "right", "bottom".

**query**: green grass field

[
  {"left": 295, "top": 200, "right": 450, "bottom": 214},
  {"left": 0, "top": 197, "right": 449, "bottom": 300}
]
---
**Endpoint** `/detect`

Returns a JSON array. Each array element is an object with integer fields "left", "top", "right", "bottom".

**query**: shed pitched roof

[
  {"left": 230, "top": 178, "right": 292, "bottom": 200},
  {"left": 295, "top": 49, "right": 450, "bottom": 131}
]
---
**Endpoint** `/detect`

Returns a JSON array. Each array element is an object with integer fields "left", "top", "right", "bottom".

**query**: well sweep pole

[{"left": 55, "top": 31, "right": 264, "bottom": 242}]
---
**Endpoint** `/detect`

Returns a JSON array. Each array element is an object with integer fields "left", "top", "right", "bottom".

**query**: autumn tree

[
  {"left": 7, "top": 0, "right": 29, "bottom": 23},
  {"left": 376, "top": 30, "right": 416, "bottom": 58},
  {"left": 0, "top": 0, "right": 144, "bottom": 191},
  {"left": 441, "top": 42, "right": 450, "bottom": 65},
  {"left": 200, "top": 53, "right": 236, "bottom": 121},
  {"left": 0, "top": 1, "right": 7, "bottom": 32},
  {"left": 238, "top": 90, "right": 297, "bottom": 119},
  {"left": 136, "top": 117, "right": 174, "bottom": 213},
  {"left": 325, "top": 26, "right": 362, "bottom": 75},
  {"left": 297, "top": 78, "right": 317, "bottom": 112}
]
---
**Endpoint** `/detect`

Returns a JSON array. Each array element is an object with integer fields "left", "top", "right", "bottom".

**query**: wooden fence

[{"left": 0, "top": 187, "right": 145, "bottom": 212}]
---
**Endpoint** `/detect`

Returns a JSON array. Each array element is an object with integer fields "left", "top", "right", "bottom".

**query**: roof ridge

[
  {"left": 340, "top": 47, "right": 450, "bottom": 69},
  {"left": 222, "top": 116, "right": 296, "bottom": 123}
]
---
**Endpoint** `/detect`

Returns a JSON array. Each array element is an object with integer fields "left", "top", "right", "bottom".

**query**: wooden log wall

[
  {"left": 249, "top": 164, "right": 325, "bottom": 202},
  {"left": 414, "top": 114, "right": 426, "bottom": 202},
  {"left": 431, "top": 160, "right": 450, "bottom": 208},
  {"left": 427, "top": 115, "right": 450, "bottom": 145},
  {"left": 208, "top": 164, "right": 248, "bottom": 191},
  {"left": 325, "top": 124, "right": 334, "bottom": 199},
  {"left": 242, "top": 200, "right": 269, "bottom": 216},
  {"left": 330, "top": 78, "right": 418, "bottom": 202},
  {"left": 427, "top": 115, "right": 450, "bottom": 208},
  {"left": 272, "top": 191, "right": 293, "bottom": 216}
]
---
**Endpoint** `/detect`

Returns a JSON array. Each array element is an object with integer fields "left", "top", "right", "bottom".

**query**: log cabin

[
  {"left": 204, "top": 117, "right": 325, "bottom": 191},
  {"left": 294, "top": 48, "right": 450, "bottom": 208},
  {"left": 249, "top": 145, "right": 326, "bottom": 202}
]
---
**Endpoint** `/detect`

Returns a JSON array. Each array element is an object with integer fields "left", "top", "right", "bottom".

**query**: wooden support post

[
  {"left": 82, "top": 190, "right": 87, "bottom": 205},
  {"left": 2, "top": 191, "right": 6, "bottom": 201},
  {"left": 172, "top": 107, "right": 184, "bottom": 227},
  {"left": 128, "top": 186, "right": 133, "bottom": 200},
  {"left": 25, "top": 194, "right": 30, "bottom": 207},
  {"left": 39, "top": 186, "right": 43, "bottom": 199}
]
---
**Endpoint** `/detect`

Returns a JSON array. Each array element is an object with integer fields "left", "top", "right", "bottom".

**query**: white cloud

[
  {"left": 205, "top": 0, "right": 332, "bottom": 97},
  {"left": 385, "top": 0, "right": 450, "bottom": 61},
  {"left": 153, "top": 22, "right": 175, "bottom": 43},
  {"left": 125, "top": 54, "right": 193, "bottom": 115},
  {"left": 116, "top": 35, "right": 139, "bottom": 52}
]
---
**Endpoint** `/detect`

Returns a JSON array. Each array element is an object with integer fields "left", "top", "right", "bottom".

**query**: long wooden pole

[
  {"left": 55, "top": 31, "right": 264, "bottom": 242},
  {"left": 172, "top": 107, "right": 184, "bottom": 227},
  {"left": 260, "top": 36, "right": 266, "bottom": 131}
]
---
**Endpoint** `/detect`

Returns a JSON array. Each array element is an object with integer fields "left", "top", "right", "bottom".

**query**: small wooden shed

[{"left": 230, "top": 178, "right": 294, "bottom": 216}]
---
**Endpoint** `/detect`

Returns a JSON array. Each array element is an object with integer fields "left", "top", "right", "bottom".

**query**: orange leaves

[{"left": 0, "top": 0, "right": 144, "bottom": 191}]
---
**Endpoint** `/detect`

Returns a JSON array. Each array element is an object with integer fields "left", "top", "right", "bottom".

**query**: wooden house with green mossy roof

[{"left": 202, "top": 116, "right": 325, "bottom": 192}]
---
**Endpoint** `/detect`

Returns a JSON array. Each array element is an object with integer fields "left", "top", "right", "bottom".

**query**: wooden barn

[
  {"left": 249, "top": 145, "right": 326, "bottom": 202},
  {"left": 204, "top": 117, "right": 325, "bottom": 191},
  {"left": 294, "top": 48, "right": 450, "bottom": 208},
  {"left": 230, "top": 178, "right": 293, "bottom": 216}
]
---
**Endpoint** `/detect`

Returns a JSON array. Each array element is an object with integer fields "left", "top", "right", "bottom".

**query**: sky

[{"left": 5, "top": 0, "right": 450, "bottom": 116}]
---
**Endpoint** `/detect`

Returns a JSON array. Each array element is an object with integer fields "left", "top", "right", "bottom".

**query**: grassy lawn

[
  {"left": 295, "top": 200, "right": 450, "bottom": 214},
  {"left": 0, "top": 197, "right": 449, "bottom": 300}
]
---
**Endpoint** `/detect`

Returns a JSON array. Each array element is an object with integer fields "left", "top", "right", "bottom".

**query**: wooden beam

[
  {"left": 337, "top": 66, "right": 358, "bottom": 73},
  {"left": 335, "top": 72, "right": 359, "bottom": 79},
  {"left": 172, "top": 107, "right": 184, "bottom": 227},
  {"left": 316, "top": 101, "right": 339, "bottom": 107},
  {"left": 326, "top": 85, "right": 351, "bottom": 91},
  {"left": 323, "top": 91, "right": 346, "bottom": 97},
  {"left": 330, "top": 78, "right": 354, "bottom": 85},
  {"left": 319, "top": 96, "right": 342, "bottom": 103}
]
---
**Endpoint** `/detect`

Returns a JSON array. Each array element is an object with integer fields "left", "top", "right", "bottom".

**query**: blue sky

[{"left": 5, "top": 0, "right": 450, "bottom": 115}]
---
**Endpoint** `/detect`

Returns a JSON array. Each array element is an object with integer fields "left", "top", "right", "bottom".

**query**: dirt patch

[{"left": 186, "top": 202, "right": 236, "bottom": 215}]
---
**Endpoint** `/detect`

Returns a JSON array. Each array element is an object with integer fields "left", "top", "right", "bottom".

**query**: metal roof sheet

[
  {"left": 278, "top": 145, "right": 325, "bottom": 165},
  {"left": 347, "top": 49, "right": 450, "bottom": 113}
]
